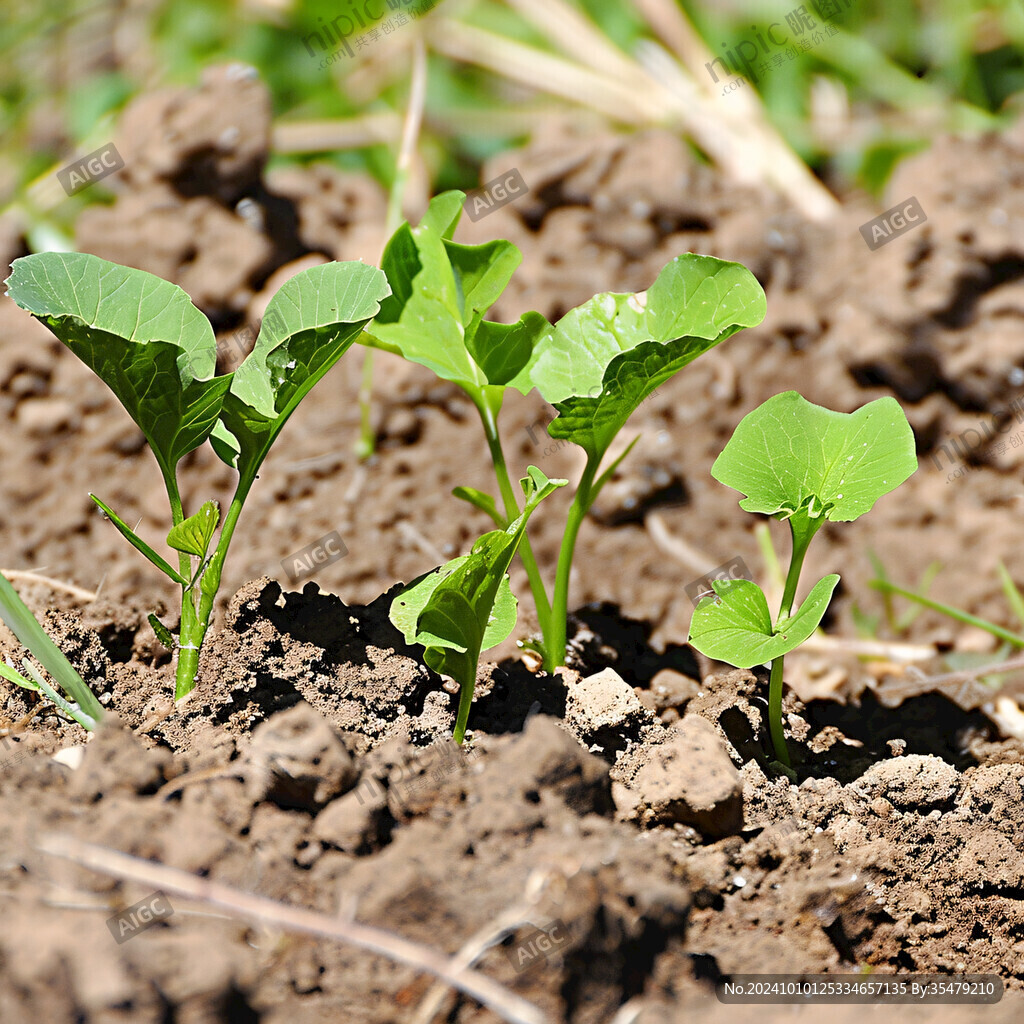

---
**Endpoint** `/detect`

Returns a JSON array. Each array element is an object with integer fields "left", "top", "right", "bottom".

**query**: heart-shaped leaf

[
  {"left": 5, "top": 253, "right": 231, "bottom": 478},
  {"left": 712, "top": 392, "right": 918, "bottom": 524},
  {"left": 211, "top": 261, "right": 390, "bottom": 483},
  {"left": 687, "top": 575, "right": 840, "bottom": 668}
]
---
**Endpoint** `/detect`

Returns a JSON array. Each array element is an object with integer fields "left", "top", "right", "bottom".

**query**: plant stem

[
  {"left": 453, "top": 673, "right": 474, "bottom": 744},
  {"left": 174, "top": 484, "right": 251, "bottom": 700},
  {"left": 473, "top": 393, "right": 552, "bottom": 631},
  {"left": 545, "top": 457, "right": 598, "bottom": 673},
  {"left": 766, "top": 516, "right": 822, "bottom": 768}
]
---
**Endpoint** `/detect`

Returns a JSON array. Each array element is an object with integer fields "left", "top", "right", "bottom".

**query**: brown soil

[{"left": 1, "top": 65, "right": 1023, "bottom": 1022}]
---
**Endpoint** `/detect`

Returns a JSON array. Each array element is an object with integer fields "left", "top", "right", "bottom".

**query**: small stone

[
  {"left": 857, "top": 754, "right": 958, "bottom": 811},
  {"left": 15, "top": 397, "right": 79, "bottom": 436},
  {"left": 564, "top": 668, "right": 652, "bottom": 747},
  {"left": 616, "top": 715, "right": 743, "bottom": 837}
]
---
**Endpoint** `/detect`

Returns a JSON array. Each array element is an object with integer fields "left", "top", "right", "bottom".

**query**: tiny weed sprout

[
  {"left": 364, "top": 191, "right": 766, "bottom": 672},
  {"left": 5, "top": 252, "right": 390, "bottom": 701},
  {"left": 390, "top": 467, "right": 567, "bottom": 742},
  {"left": 0, "top": 570, "right": 104, "bottom": 730},
  {"left": 687, "top": 392, "right": 917, "bottom": 770}
]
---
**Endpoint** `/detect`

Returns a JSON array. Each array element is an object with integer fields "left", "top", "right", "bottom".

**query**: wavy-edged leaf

[
  {"left": 167, "top": 500, "right": 220, "bottom": 558},
  {"left": 5, "top": 252, "right": 230, "bottom": 474},
  {"left": 364, "top": 192, "right": 549, "bottom": 393},
  {"left": 510, "top": 254, "right": 766, "bottom": 459},
  {"left": 712, "top": 392, "right": 918, "bottom": 523},
  {"left": 211, "top": 261, "right": 390, "bottom": 480},
  {"left": 688, "top": 575, "right": 840, "bottom": 668}
]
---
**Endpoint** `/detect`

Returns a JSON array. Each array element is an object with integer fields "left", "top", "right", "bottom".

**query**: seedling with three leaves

[
  {"left": 390, "top": 466, "right": 566, "bottom": 742},
  {"left": 364, "top": 191, "right": 767, "bottom": 673},
  {"left": 5, "top": 252, "right": 390, "bottom": 700},
  {"left": 687, "top": 392, "right": 918, "bottom": 769}
]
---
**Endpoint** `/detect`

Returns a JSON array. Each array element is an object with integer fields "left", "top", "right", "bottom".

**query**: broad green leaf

[
  {"left": 167, "top": 500, "right": 220, "bottom": 558},
  {"left": 511, "top": 255, "right": 767, "bottom": 460},
  {"left": 364, "top": 192, "right": 549, "bottom": 392},
  {"left": 712, "top": 392, "right": 918, "bottom": 524},
  {"left": 211, "top": 261, "right": 390, "bottom": 480},
  {"left": 0, "top": 571, "right": 104, "bottom": 727},
  {"left": 688, "top": 575, "right": 840, "bottom": 668},
  {"left": 390, "top": 559, "right": 518, "bottom": 652},
  {"left": 90, "top": 495, "right": 189, "bottom": 585},
  {"left": 5, "top": 253, "right": 231, "bottom": 476}
]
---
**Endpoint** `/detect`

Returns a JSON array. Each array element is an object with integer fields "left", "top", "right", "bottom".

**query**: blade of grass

[
  {"left": 0, "top": 572, "right": 104, "bottom": 727},
  {"left": 870, "top": 578, "right": 1024, "bottom": 649},
  {"left": 997, "top": 561, "right": 1024, "bottom": 629}
]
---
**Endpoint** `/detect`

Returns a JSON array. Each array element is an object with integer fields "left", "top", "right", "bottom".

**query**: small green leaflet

[
  {"left": 147, "top": 614, "right": 176, "bottom": 650},
  {"left": 711, "top": 392, "right": 918, "bottom": 523},
  {"left": 166, "top": 500, "right": 220, "bottom": 559},
  {"left": 687, "top": 575, "right": 840, "bottom": 668}
]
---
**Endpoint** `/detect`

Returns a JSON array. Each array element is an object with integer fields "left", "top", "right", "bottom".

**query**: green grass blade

[
  {"left": 997, "top": 561, "right": 1024, "bottom": 629},
  {"left": 19, "top": 658, "right": 98, "bottom": 730},
  {"left": 0, "top": 571, "right": 104, "bottom": 727},
  {"left": 869, "top": 579, "right": 1024, "bottom": 648}
]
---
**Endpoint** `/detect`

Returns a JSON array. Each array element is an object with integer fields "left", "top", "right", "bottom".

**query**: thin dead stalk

[{"left": 35, "top": 833, "right": 550, "bottom": 1024}]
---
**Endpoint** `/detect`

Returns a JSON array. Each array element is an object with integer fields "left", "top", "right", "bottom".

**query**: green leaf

[
  {"left": 390, "top": 467, "right": 567, "bottom": 687},
  {"left": 5, "top": 253, "right": 232, "bottom": 477},
  {"left": 711, "top": 392, "right": 918, "bottom": 524},
  {"left": 147, "top": 613, "right": 176, "bottom": 650},
  {"left": 210, "top": 261, "right": 390, "bottom": 481},
  {"left": 90, "top": 495, "right": 189, "bottom": 586},
  {"left": 364, "top": 192, "right": 549, "bottom": 393},
  {"left": 0, "top": 571, "right": 104, "bottom": 728},
  {"left": 511, "top": 254, "right": 767, "bottom": 460},
  {"left": 688, "top": 575, "right": 840, "bottom": 669},
  {"left": 166, "top": 500, "right": 220, "bottom": 559}
]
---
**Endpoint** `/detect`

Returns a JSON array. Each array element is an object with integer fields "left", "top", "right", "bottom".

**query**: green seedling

[
  {"left": 364, "top": 191, "right": 766, "bottom": 672},
  {"left": 391, "top": 466, "right": 566, "bottom": 742},
  {"left": 6, "top": 252, "right": 390, "bottom": 700},
  {"left": 0, "top": 570, "right": 105, "bottom": 730},
  {"left": 688, "top": 392, "right": 917, "bottom": 769}
]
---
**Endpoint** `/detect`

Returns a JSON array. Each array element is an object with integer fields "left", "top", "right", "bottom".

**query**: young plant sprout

[
  {"left": 687, "top": 391, "right": 918, "bottom": 769},
  {"left": 364, "top": 191, "right": 766, "bottom": 673},
  {"left": 390, "top": 467, "right": 566, "bottom": 742},
  {"left": 6, "top": 252, "right": 390, "bottom": 700}
]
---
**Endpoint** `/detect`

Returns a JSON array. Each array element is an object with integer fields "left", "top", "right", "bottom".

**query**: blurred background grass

[{"left": 1, "top": 0, "right": 1023, "bottom": 233}]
